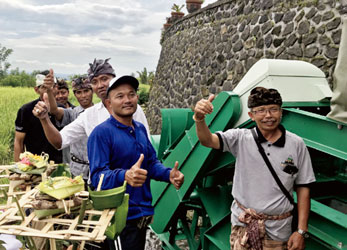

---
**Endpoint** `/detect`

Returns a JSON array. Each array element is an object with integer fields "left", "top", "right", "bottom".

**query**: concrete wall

[{"left": 147, "top": 0, "right": 347, "bottom": 134}]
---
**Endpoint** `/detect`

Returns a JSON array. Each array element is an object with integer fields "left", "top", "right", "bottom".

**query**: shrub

[{"left": 138, "top": 88, "right": 149, "bottom": 105}]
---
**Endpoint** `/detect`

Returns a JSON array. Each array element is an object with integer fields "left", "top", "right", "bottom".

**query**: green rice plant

[{"left": 0, "top": 87, "right": 38, "bottom": 164}]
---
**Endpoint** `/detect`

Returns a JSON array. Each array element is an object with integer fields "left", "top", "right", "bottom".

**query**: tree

[
  {"left": 69, "top": 74, "right": 87, "bottom": 81},
  {"left": 136, "top": 67, "right": 155, "bottom": 85},
  {"left": 0, "top": 44, "right": 13, "bottom": 80},
  {"left": 147, "top": 71, "right": 155, "bottom": 86},
  {"left": 0, "top": 68, "right": 35, "bottom": 87}
]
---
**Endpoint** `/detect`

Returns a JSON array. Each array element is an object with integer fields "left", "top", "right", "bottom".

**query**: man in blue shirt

[{"left": 88, "top": 75, "right": 184, "bottom": 250}]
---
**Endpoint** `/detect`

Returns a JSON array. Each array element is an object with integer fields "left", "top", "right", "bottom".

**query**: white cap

[{"left": 35, "top": 74, "right": 57, "bottom": 87}]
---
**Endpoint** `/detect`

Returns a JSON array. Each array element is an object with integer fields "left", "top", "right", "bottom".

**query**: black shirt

[{"left": 15, "top": 98, "right": 62, "bottom": 163}]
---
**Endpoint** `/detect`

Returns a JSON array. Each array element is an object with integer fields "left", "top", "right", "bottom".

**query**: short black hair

[
  {"left": 39, "top": 70, "right": 50, "bottom": 76},
  {"left": 55, "top": 79, "right": 69, "bottom": 91}
]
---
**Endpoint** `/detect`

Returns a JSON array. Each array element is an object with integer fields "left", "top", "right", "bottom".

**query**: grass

[
  {"left": 0, "top": 87, "right": 38, "bottom": 164},
  {"left": 0, "top": 86, "right": 91, "bottom": 165}
]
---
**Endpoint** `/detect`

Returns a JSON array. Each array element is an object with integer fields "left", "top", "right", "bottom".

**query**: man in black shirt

[{"left": 14, "top": 70, "right": 62, "bottom": 163}]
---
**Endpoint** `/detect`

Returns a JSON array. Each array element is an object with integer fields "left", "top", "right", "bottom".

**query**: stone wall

[{"left": 147, "top": 0, "right": 347, "bottom": 134}]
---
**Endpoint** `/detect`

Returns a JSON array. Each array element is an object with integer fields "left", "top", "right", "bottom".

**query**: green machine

[{"left": 150, "top": 59, "right": 347, "bottom": 250}]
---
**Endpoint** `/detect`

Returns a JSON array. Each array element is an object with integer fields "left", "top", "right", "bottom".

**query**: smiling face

[
  {"left": 55, "top": 88, "right": 69, "bottom": 107},
  {"left": 90, "top": 74, "right": 113, "bottom": 100},
  {"left": 74, "top": 88, "right": 93, "bottom": 109},
  {"left": 248, "top": 104, "right": 282, "bottom": 132},
  {"left": 106, "top": 83, "right": 138, "bottom": 119}
]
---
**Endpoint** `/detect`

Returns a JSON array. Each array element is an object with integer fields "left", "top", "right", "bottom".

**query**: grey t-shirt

[
  {"left": 59, "top": 106, "right": 89, "bottom": 179},
  {"left": 217, "top": 126, "right": 315, "bottom": 241}
]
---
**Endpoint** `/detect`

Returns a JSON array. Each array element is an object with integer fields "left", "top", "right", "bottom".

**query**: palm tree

[{"left": 136, "top": 67, "right": 155, "bottom": 85}]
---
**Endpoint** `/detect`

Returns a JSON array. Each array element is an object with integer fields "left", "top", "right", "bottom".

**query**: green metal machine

[{"left": 150, "top": 59, "right": 347, "bottom": 250}]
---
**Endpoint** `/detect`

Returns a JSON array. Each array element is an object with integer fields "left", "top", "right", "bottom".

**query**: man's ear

[
  {"left": 248, "top": 111, "right": 255, "bottom": 121},
  {"left": 34, "top": 86, "right": 40, "bottom": 94},
  {"left": 105, "top": 98, "right": 111, "bottom": 108}
]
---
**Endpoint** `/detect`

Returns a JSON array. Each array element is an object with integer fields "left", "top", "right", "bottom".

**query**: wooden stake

[
  {"left": 96, "top": 174, "right": 105, "bottom": 191},
  {"left": 72, "top": 198, "right": 88, "bottom": 250},
  {"left": 13, "top": 195, "right": 37, "bottom": 250},
  {"left": 80, "top": 174, "right": 104, "bottom": 249},
  {"left": 48, "top": 216, "right": 57, "bottom": 250}
]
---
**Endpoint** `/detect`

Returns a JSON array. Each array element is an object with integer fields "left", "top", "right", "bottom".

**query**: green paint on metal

[
  {"left": 151, "top": 92, "right": 241, "bottom": 234},
  {"left": 282, "top": 101, "right": 331, "bottom": 107},
  {"left": 311, "top": 198, "right": 347, "bottom": 230},
  {"left": 309, "top": 214, "right": 347, "bottom": 250},
  {"left": 150, "top": 90, "right": 347, "bottom": 249},
  {"left": 150, "top": 134, "right": 161, "bottom": 154},
  {"left": 282, "top": 108, "right": 347, "bottom": 160},
  {"left": 203, "top": 214, "right": 231, "bottom": 250},
  {"left": 154, "top": 230, "right": 182, "bottom": 250},
  {"left": 156, "top": 109, "right": 194, "bottom": 161},
  {"left": 197, "top": 185, "right": 232, "bottom": 226}
]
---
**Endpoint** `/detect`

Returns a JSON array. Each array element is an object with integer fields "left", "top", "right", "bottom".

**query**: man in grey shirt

[
  {"left": 193, "top": 87, "right": 315, "bottom": 250},
  {"left": 47, "top": 76, "right": 93, "bottom": 181}
]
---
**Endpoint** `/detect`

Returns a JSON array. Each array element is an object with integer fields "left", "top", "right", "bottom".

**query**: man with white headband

[{"left": 14, "top": 70, "right": 62, "bottom": 163}]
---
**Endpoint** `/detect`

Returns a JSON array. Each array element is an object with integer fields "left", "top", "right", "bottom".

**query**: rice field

[
  {"left": 0, "top": 87, "right": 36, "bottom": 164},
  {"left": 0, "top": 87, "right": 82, "bottom": 165}
]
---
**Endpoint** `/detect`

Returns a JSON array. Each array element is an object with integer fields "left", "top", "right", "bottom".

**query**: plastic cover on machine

[{"left": 327, "top": 17, "right": 347, "bottom": 124}]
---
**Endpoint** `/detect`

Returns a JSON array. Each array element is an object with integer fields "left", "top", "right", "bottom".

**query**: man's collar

[
  {"left": 97, "top": 102, "right": 105, "bottom": 110},
  {"left": 255, "top": 124, "right": 286, "bottom": 147},
  {"left": 110, "top": 115, "right": 137, "bottom": 129},
  {"left": 67, "top": 101, "right": 75, "bottom": 108}
]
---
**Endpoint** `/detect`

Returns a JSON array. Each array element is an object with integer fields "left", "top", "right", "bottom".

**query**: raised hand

[
  {"left": 169, "top": 161, "right": 184, "bottom": 190},
  {"left": 32, "top": 101, "right": 49, "bottom": 120},
  {"left": 125, "top": 154, "right": 148, "bottom": 187},
  {"left": 194, "top": 94, "right": 215, "bottom": 120},
  {"left": 42, "top": 93, "right": 51, "bottom": 112},
  {"left": 43, "top": 69, "right": 55, "bottom": 90}
]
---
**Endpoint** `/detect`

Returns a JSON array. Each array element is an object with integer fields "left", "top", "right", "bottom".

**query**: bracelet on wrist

[{"left": 193, "top": 114, "right": 205, "bottom": 123}]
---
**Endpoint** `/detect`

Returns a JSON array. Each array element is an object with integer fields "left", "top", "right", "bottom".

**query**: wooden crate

[{"left": 0, "top": 188, "right": 116, "bottom": 242}]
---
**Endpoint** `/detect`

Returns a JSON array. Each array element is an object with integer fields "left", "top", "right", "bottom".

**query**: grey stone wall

[{"left": 147, "top": 0, "right": 347, "bottom": 134}]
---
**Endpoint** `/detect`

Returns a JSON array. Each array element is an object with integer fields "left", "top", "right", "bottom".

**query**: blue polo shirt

[{"left": 88, "top": 115, "right": 171, "bottom": 220}]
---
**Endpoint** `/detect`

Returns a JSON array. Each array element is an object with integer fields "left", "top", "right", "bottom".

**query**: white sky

[{"left": 0, "top": 0, "right": 216, "bottom": 78}]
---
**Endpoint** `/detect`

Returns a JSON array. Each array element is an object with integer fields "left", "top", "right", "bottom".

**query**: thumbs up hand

[
  {"left": 42, "top": 93, "right": 51, "bottom": 112},
  {"left": 169, "top": 161, "right": 184, "bottom": 190},
  {"left": 125, "top": 154, "right": 148, "bottom": 187},
  {"left": 43, "top": 69, "right": 55, "bottom": 90},
  {"left": 32, "top": 101, "right": 49, "bottom": 120},
  {"left": 194, "top": 94, "right": 215, "bottom": 121}
]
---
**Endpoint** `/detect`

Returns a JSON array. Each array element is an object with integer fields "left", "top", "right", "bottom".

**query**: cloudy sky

[{"left": 0, "top": 0, "right": 215, "bottom": 78}]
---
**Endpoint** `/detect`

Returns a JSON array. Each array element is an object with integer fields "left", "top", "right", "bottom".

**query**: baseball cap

[
  {"left": 35, "top": 70, "right": 50, "bottom": 87},
  {"left": 106, "top": 75, "right": 139, "bottom": 96}
]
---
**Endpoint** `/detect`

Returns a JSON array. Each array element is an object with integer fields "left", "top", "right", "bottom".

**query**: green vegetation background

[{"left": 0, "top": 84, "right": 150, "bottom": 165}]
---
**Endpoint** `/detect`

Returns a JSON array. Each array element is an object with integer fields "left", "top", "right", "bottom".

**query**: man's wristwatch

[{"left": 297, "top": 229, "right": 309, "bottom": 238}]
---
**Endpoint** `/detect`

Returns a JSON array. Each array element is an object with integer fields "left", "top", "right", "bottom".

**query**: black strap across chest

[{"left": 250, "top": 128, "right": 295, "bottom": 205}]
